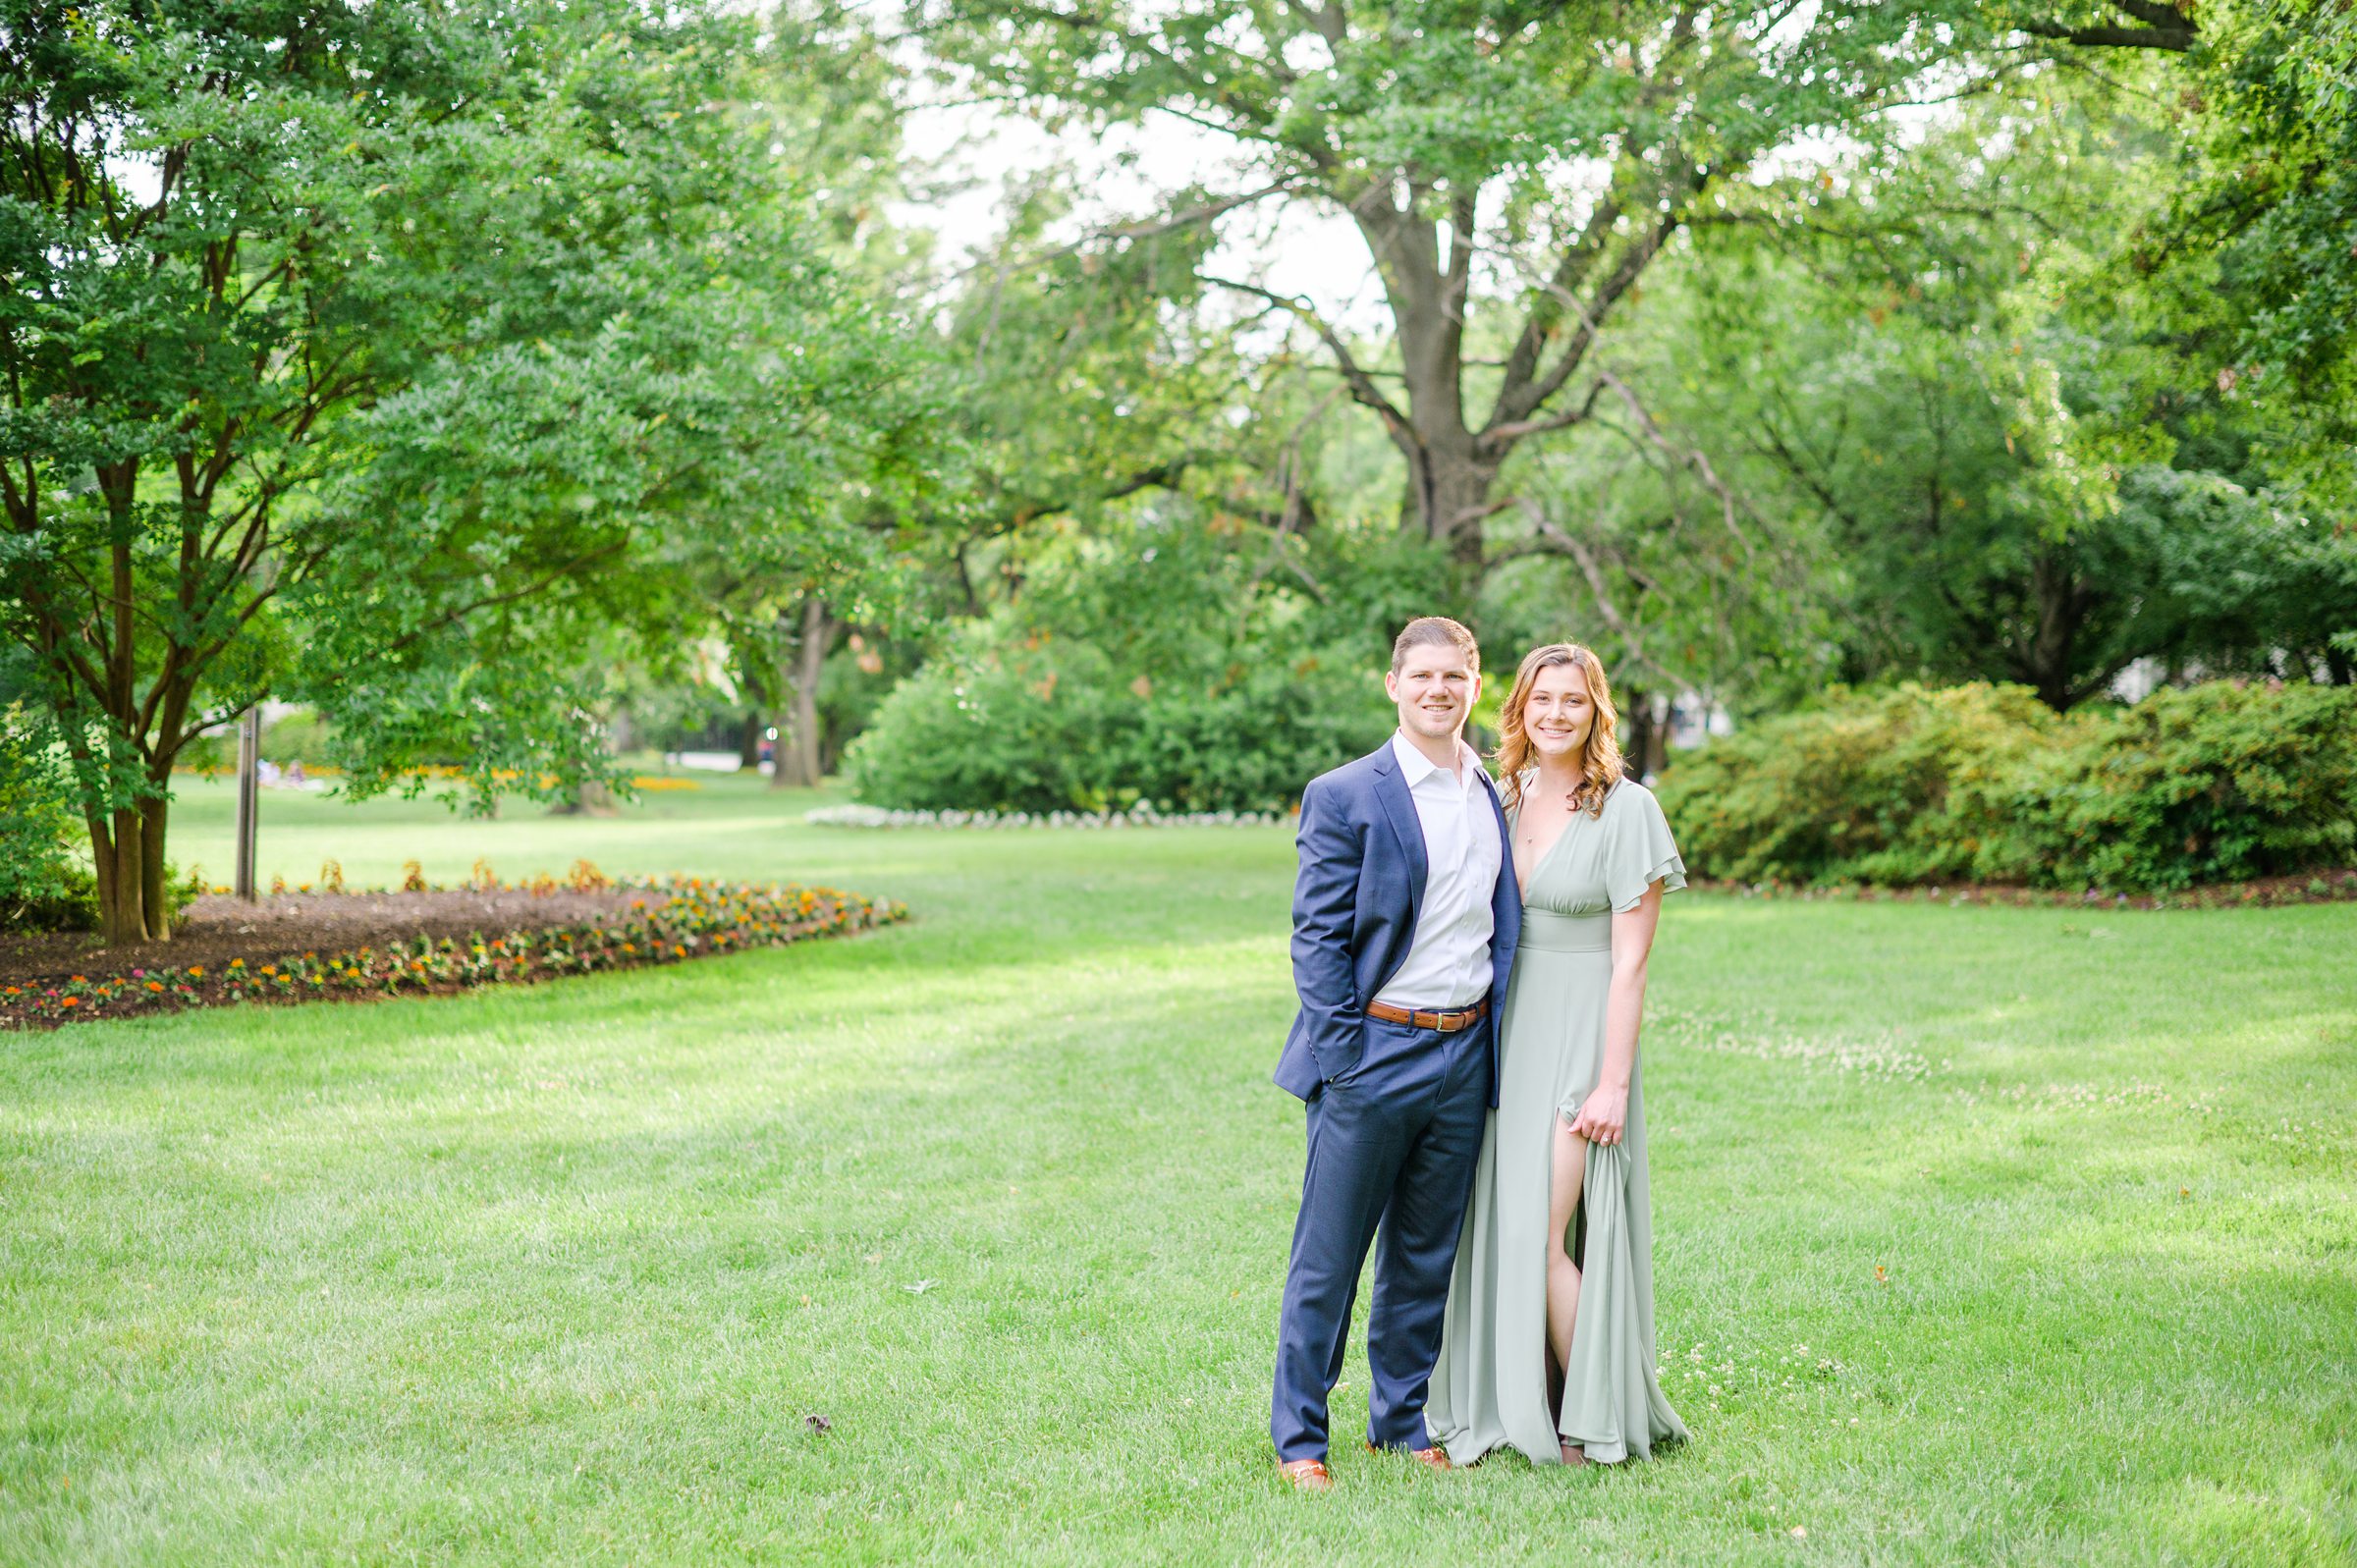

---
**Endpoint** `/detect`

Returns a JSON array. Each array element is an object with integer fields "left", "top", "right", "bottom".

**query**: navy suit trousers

[{"left": 1270, "top": 1013, "right": 1492, "bottom": 1461}]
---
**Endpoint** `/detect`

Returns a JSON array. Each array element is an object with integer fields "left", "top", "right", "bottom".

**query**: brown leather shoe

[
  {"left": 1366, "top": 1441, "right": 1453, "bottom": 1472},
  {"left": 1276, "top": 1457, "right": 1332, "bottom": 1492}
]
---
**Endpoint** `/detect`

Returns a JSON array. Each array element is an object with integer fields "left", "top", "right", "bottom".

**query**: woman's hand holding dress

[{"left": 1568, "top": 1082, "right": 1628, "bottom": 1146}]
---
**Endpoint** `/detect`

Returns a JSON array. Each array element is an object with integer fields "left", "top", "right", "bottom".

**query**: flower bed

[
  {"left": 807, "top": 802, "right": 1291, "bottom": 831},
  {"left": 0, "top": 877, "right": 905, "bottom": 1031}
]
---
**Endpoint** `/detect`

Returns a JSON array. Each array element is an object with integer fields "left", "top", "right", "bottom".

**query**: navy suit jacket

[{"left": 1274, "top": 739, "right": 1522, "bottom": 1107}]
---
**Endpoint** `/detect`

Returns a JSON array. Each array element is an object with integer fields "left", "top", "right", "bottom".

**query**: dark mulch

[
  {"left": 0, "top": 889, "right": 644, "bottom": 991},
  {"left": 1691, "top": 867, "right": 2357, "bottom": 911}
]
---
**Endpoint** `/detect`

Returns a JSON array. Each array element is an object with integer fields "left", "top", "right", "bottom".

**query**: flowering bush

[{"left": 1, "top": 878, "right": 906, "bottom": 1030}]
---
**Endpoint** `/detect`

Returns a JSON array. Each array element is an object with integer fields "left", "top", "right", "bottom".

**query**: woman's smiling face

[{"left": 1520, "top": 661, "right": 1595, "bottom": 762}]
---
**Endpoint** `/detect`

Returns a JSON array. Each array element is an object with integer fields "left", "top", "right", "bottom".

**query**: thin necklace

[{"left": 1523, "top": 771, "right": 1581, "bottom": 843}]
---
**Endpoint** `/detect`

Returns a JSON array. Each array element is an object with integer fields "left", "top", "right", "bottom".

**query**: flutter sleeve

[{"left": 1606, "top": 782, "right": 1687, "bottom": 912}]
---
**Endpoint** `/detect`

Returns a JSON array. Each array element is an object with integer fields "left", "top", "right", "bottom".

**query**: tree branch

[
  {"left": 379, "top": 541, "right": 631, "bottom": 658},
  {"left": 2018, "top": 2, "right": 2195, "bottom": 52},
  {"left": 1200, "top": 274, "right": 1413, "bottom": 437},
  {"left": 955, "top": 180, "right": 1301, "bottom": 281}
]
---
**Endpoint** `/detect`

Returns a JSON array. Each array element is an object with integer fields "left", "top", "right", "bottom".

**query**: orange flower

[
  {"left": 189, "top": 966, "right": 204, "bottom": 979},
  {"left": 60, "top": 997, "right": 79, "bottom": 1007},
  {"left": 146, "top": 981, "right": 164, "bottom": 993}
]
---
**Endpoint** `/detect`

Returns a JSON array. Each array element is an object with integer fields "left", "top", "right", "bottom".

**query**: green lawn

[{"left": 4, "top": 774, "right": 2352, "bottom": 1564}]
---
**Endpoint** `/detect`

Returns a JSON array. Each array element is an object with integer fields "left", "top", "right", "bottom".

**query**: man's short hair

[{"left": 1391, "top": 616, "right": 1480, "bottom": 676}]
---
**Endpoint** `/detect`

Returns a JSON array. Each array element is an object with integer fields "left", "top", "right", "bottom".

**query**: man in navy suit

[{"left": 1271, "top": 617, "right": 1522, "bottom": 1491}]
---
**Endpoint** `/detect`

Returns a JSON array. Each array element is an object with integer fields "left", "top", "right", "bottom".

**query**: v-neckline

[
  {"left": 1512, "top": 791, "right": 1584, "bottom": 899},
  {"left": 1513, "top": 775, "right": 1624, "bottom": 897}
]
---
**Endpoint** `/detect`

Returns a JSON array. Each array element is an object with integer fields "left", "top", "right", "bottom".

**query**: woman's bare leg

[{"left": 1548, "top": 1112, "right": 1590, "bottom": 1464}]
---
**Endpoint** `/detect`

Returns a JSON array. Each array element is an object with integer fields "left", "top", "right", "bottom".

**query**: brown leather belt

[{"left": 1366, "top": 998, "right": 1490, "bottom": 1033}]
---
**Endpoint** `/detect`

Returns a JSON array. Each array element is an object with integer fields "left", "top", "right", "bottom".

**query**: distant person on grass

[
  {"left": 1270, "top": 617, "right": 1519, "bottom": 1490},
  {"left": 1270, "top": 626, "right": 1689, "bottom": 1491}
]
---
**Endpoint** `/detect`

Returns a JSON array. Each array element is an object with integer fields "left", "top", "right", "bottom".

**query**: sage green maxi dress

[{"left": 1426, "top": 777, "right": 1690, "bottom": 1467}]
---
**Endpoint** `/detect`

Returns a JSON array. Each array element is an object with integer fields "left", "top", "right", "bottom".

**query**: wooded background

[{"left": 5, "top": 0, "right": 2353, "bottom": 937}]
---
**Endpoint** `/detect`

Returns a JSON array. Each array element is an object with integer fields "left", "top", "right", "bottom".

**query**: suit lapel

[{"left": 1371, "top": 743, "right": 1428, "bottom": 927}]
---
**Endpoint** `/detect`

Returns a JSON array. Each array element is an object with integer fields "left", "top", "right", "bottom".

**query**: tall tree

[
  {"left": 912, "top": 0, "right": 1966, "bottom": 588},
  {"left": 1673, "top": 86, "right": 2357, "bottom": 706},
  {"left": 0, "top": 0, "right": 879, "bottom": 941}
]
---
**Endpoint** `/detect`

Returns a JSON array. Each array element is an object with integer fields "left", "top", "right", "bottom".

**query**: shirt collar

[{"left": 1391, "top": 730, "right": 1485, "bottom": 789}]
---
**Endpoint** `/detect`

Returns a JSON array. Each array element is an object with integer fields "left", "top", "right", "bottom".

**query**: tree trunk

[
  {"left": 138, "top": 791, "right": 171, "bottom": 940},
  {"left": 89, "top": 807, "right": 148, "bottom": 946},
  {"left": 87, "top": 472, "right": 159, "bottom": 946},
  {"left": 771, "top": 597, "right": 834, "bottom": 789},
  {"left": 1430, "top": 456, "right": 1499, "bottom": 592},
  {"left": 1620, "top": 686, "right": 1657, "bottom": 784},
  {"left": 2028, "top": 551, "right": 2082, "bottom": 712},
  {"left": 1351, "top": 191, "right": 1498, "bottom": 606},
  {"left": 739, "top": 711, "right": 763, "bottom": 770}
]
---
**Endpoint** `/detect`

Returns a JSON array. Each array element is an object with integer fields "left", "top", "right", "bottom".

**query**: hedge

[
  {"left": 846, "top": 639, "right": 1391, "bottom": 816},
  {"left": 1655, "top": 680, "right": 2357, "bottom": 892}
]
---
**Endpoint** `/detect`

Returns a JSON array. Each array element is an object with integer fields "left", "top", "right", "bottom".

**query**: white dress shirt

[{"left": 1372, "top": 730, "right": 1502, "bottom": 1010}]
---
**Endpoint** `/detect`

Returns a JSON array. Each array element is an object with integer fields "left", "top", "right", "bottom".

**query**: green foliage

[
  {"left": 0, "top": 0, "right": 922, "bottom": 937},
  {"left": 2116, "top": 0, "right": 2357, "bottom": 504},
  {"left": 1656, "top": 683, "right": 2061, "bottom": 888},
  {"left": 846, "top": 513, "right": 1432, "bottom": 812},
  {"left": 1672, "top": 81, "right": 2357, "bottom": 708},
  {"left": 815, "top": 632, "right": 918, "bottom": 772},
  {"left": 0, "top": 692, "right": 86, "bottom": 927},
  {"left": 0, "top": 854, "right": 204, "bottom": 935},
  {"left": 1658, "top": 680, "right": 2357, "bottom": 891},
  {"left": 2050, "top": 682, "right": 2357, "bottom": 890},
  {"left": 180, "top": 711, "right": 339, "bottom": 774},
  {"left": 846, "top": 632, "right": 1388, "bottom": 814},
  {"left": 0, "top": 864, "right": 97, "bottom": 935}
]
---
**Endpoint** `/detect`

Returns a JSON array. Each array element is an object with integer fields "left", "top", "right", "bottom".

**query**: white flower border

[{"left": 805, "top": 802, "right": 1291, "bottom": 831}]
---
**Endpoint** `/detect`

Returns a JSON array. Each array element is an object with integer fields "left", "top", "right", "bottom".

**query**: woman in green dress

[{"left": 1426, "top": 643, "right": 1689, "bottom": 1467}]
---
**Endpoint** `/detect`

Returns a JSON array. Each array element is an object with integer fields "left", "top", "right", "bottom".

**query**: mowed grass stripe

[{"left": 2, "top": 775, "right": 2350, "bottom": 1563}]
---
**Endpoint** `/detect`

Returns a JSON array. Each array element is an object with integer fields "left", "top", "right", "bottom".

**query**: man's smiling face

[{"left": 1386, "top": 641, "right": 1480, "bottom": 746}]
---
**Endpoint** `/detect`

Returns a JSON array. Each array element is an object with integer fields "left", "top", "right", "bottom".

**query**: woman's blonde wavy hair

[{"left": 1495, "top": 643, "right": 1623, "bottom": 816}]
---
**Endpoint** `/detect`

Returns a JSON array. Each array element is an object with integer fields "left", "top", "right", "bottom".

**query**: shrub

[
  {"left": 1654, "top": 683, "right": 2060, "bottom": 887},
  {"left": 846, "top": 634, "right": 1391, "bottom": 814},
  {"left": 1657, "top": 680, "right": 2357, "bottom": 892},
  {"left": 2043, "top": 682, "right": 2357, "bottom": 890},
  {"left": 845, "top": 511, "right": 1417, "bottom": 815},
  {"left": 0, "top": 704, "right": 93, "bottom": 931},
  {"left": 1, "top": 864, "right": 100, "bottom": 934}
]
